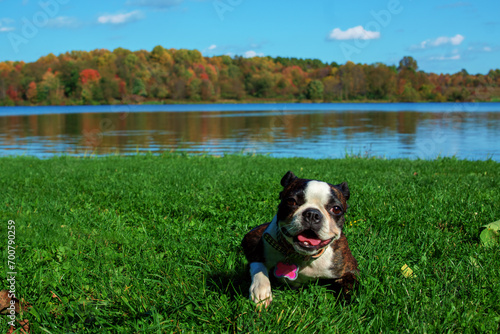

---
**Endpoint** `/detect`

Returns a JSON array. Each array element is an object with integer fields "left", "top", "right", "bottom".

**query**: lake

[{"left": 0, "top": 102, "right": 499, "bottom": 161}]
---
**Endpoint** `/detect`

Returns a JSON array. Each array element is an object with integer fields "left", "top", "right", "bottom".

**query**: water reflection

[{"left": 0, "top": 104, "right": 499, "bottom": 160}]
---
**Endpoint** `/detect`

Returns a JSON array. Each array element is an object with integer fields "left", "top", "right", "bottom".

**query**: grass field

[{"left": 0, "top": 155, "right": 499, "bottom": 333}]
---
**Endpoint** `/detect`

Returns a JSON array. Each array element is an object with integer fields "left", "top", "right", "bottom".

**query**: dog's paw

[{"left": 249, "top": 272, "right": 272, "bottom": 308}]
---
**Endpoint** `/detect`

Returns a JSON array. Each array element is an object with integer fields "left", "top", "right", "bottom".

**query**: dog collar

[{"left": 264, "top": 228, "right": 326, "bottom": 262}]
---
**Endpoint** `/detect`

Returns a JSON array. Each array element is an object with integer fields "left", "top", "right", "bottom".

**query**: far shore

[{"left": 2, "top": 98, "right": 500, "bottom": 109}]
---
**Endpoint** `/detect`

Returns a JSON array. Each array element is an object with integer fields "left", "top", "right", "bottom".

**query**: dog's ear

[
  {"left": 335, "top": 181, "right": 350, "bottom": 201},
  {"left": 281, "top": 171, "right": 297, "bottom": 188}
]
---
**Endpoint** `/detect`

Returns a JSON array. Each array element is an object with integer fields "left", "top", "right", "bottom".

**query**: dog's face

[{"left": 276, "top": 171, "right": 350, "bottom": 256}]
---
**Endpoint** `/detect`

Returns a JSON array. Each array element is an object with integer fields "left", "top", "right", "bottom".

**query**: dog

[{"left": 241, "top": 171, "right": 358, "bottom": 306}]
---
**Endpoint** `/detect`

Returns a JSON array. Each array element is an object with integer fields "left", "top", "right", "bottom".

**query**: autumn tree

[
  {"left": 79, "top": 69, "right": 100, "bottom": 104},
  {"left": 339, "top": 61, "right": 366, "bottom": 100},
  {"left": 365, "top": 63, "right": 396, "bottom": 100},
  {"left": 6, "top": 85, "right": 18, "bottom": 101},
  {"left": 26, "top": 81, "right": 37, "bottom": 102},
  {"left": 0, "top": 46, "right": 499, "bottom": 105},
  {"left": 0, "top": 62, "right": 12, "bottom": 100},
  {"left": 219, "top": 63, "right": 245, "bottom": 99},
  {"left": 80, "top": 69, "right": 100, "bottom": 84},
  {"left": 38, "top": 69, "right": 63, "bottom": 105},
  {"left": 151, "top": 45, "right": 174, "bottom": 68},
  {"left": 201, "top": 79, "right": 215, "bottom": 101},
  {"left": 322, "top": 73, "right": 341, "bottom": 101},
  {"left": 282, "top": 66, "right": 308, "bottom": 96},
  {"left": 95, "top": 50, "right": 118, "bottom": 81}
]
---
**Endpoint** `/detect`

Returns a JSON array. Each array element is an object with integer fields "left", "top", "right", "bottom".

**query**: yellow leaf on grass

[
  {"left": 480, "top": 220, "right": 500, "bottom": 247},
  {"left": 401, "top": 264, "right": 416, "bottom": 278}
]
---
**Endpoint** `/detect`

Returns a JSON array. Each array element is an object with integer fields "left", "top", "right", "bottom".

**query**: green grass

[{"left": 1, "top": 155, "right": 499, "bottom": 333}]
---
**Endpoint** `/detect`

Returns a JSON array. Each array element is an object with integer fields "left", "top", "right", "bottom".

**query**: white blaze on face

[
  {"left": 304, "top": 181, "right": 331, "bottom": 207},
  {"left": 301, "top": 180, "right": 341, "bottom": 240}
]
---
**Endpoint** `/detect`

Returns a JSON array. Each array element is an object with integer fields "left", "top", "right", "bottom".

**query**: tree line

[{"left": 1, "top": 46, "right": 499, "bottom": 106}]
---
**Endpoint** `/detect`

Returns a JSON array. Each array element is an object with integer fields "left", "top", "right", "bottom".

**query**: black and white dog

[{"left": 241, "top": 171, "right": 358, "bottom": 306}]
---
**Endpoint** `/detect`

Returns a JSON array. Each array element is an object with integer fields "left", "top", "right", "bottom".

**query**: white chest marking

[{"left": 296, "top": 246, "right": 336, "bottom": 282}]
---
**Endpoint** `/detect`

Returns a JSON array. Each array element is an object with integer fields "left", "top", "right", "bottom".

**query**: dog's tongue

[{"left": 297, "top": 233, "right": 322, "bottom": 246}]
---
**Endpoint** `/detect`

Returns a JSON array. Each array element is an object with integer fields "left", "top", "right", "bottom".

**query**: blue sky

[{"left": 0, "top": 0, "right": 499, "bottom": 74}]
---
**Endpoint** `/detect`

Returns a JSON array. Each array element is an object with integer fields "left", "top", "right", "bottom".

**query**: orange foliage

[
  {"left": 6, "top": 85, "right": 18, "bottom": 100},
  {"left": 118, "top": 80, "right": 127, "bottom": 96},
  {"left": 26, "top": 81, "right": 37, "bottom": 101},
  {"left": 0, "top": 47, "right": 497, "bottom": 105},
  {"left": 80, "top": 69, "right": 101, "bottom": 84}
]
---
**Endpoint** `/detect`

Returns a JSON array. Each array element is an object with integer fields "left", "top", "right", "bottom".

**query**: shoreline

[
  {"left": 1, "top": 98, "right": 499, "bottom": 108},
  {"left": 1, "top": 153, "right": 498, "bottom": 163}
]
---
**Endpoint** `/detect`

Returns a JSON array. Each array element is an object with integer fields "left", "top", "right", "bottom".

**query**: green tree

[
  {"left": 59, "top": 61, "right": 80, "bottom": 97},
  {"left": 366, "top": 64, "right": 396, "bottom": 100},
  {"left": 245, "top": 73, "right": 274, "bottom": 98},
  {"left": 399, "top": 82, "right": 420, "bottom": 102},
  {"left": 306, "top": 80, "right": 324, "bottom": 100},
  {"left": 419, "top": 84, "right": 436, "bottom": 101},
  {"left": 98, "top": 77, "right": 120, "bottom": 102},
  {"left": 187, "top": 78, "right": 202, "bottom": 101},
  {"left": 125, "top": 53, "right": 138, "bottom": 69},
  {"left": 132, "top": 78, "right": 147, "bottom": 97},
  {"left": 446, "top": 87, "right": 470, "bottom": 102},
  {"left": 201, "top": 79, "right": 215, "bottom": 101},
  {"left": 398, "top": 56, "right": 418, "bottom": 72},
  {"left": 39, "top": 69, "right": 63, "bottom": 104}
]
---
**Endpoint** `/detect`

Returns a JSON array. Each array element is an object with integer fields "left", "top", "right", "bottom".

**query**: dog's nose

[{"left": 302, "top": 208, "right": 323, "bottom": 226}]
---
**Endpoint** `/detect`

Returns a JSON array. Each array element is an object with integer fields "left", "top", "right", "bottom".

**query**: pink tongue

[{"left": 297, "top": 234, "right": 321, "bottom": 246}]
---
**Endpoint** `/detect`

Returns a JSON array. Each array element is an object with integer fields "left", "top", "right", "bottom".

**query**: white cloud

[
  {"left": 0, "top": 17, "right": 14, "bottom": 32},
  {"left": 449, "top": 34, "right": 465, "bottom": 45},
  {"left": 466, "top": 44, "right": 495, "bottom": 54},
  {"left": 243, "top": 50, "right": 264, "bottom": 58},
  {"left": 327, "top": 25, "right": 380, "bottom": 40},
  {"left": 201, "top": 42, "right": 266, "bottom": 57},
  {"left": 412, "top": 34, "right": 465, "bottom": 50},
  {"left": 98, "top": 10, "right": 145, "bottom": 25},
  {"left": 202, "top": 44, "right": 217, "bottom": 55}
]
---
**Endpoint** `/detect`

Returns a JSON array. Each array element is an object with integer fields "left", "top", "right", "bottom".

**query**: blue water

[
  {"left": 0, "top": 102, "right": 499, "bottom": 161},
  {"left": 1, "top": 102, "right": 499, "bottom": 117}
]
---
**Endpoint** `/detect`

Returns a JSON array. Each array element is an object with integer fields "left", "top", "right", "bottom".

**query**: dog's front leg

[{"left": 249, "top": 262, "right": 272, "bottom": 307}]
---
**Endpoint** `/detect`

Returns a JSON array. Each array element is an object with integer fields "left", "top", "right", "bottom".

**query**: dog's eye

[
  {"left": 330, "top": 206, "right": 343, "bottom": 215},
  {"left": 286, "top": 198, "right": 297, "bottom": 206}
]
